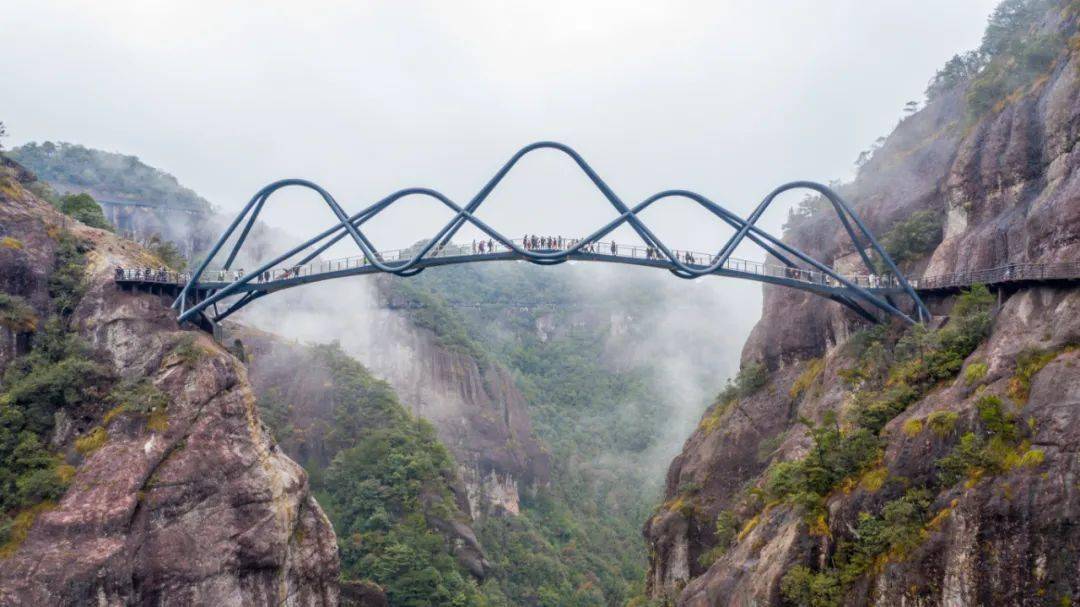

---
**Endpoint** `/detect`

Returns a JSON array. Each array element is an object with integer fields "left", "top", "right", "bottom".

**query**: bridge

[{"left": 155, "top": 142, "right": 938, "bottom": 325}]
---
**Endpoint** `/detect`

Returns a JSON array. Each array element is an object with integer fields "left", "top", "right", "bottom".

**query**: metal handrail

[
  {"left": 911, "top": 262, "right": 1080, "bottom": 290},
  {"left": 115, "top": 246, "right": 1077, "bottom": 292},
  {"left": 114, "top": 238, "right": 908, "bottom": 289}
]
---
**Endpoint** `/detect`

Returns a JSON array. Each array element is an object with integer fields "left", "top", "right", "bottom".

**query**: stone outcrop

[
  {"left": 0, "top": 162, "right": 339, "bottom": 605},
  {"left": 644, "top": 7, "right": 1080, "bottom": 605},
  {"left": 237, "top": 327, "right": 491, "bottom": 581},
  {"left": 247, "top": 280, "right": 551, "bottom": 519},
  {"left": 367, "top": 293, "right": 550, "bottom": 517}
]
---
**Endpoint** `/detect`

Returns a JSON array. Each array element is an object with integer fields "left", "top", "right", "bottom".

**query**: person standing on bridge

[{"left": 610, "top": 241, "right": 617, "bottom": 255}]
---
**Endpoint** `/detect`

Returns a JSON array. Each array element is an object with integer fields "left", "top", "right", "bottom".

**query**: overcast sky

[{"left": 3, "top": 0, "right": 998, "bottom": 270}]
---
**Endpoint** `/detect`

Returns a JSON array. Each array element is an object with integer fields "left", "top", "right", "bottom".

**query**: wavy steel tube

[{"left": 174, "top": 142, "right": 927, "bottom": 325}]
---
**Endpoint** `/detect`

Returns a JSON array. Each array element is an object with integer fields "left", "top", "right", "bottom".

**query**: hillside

[
  {"left": 8, "top": 142, "right": 212, "bottom": 213},
  {"left": 373, "top": 261, "right": 744, "bottom": 605},
  {"left": 0, "top": 156, "right": 339, "bottom": 604},
  {"left": 644, "top": 1, "right": 1080, "bottom": 605},
  {"left": 240, "top": 330, "right": 492, "bottom": 604}
]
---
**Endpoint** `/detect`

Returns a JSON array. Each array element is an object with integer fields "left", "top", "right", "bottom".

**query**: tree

[
  {"left": 0, "top": 121, "right": 7, "bottom": 150},
  {"left": 903, "top": 100, "right": 919, "bottom": 115},
  {"left": 981, "top": 0, "right": 1047, "bottom": 57},
  {"left": 926, "top": 51, "right": 986, "bottom": 100},
  {"left": 855, "top": 136, "right": 887, "bottom": 171},
  {"left": 59, "top": 193, "right": 112, "bottom": 231},
  {"left": 145, "top": 234, "right": 187, "bottom": 271}
]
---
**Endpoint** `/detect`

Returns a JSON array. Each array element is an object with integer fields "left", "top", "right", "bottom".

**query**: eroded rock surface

[
  {"left": 645, "top": 8, "right": 1080, "bottom": 605},
  {"left": 0, "top": 164, "right": 339, "bottom": 606}
]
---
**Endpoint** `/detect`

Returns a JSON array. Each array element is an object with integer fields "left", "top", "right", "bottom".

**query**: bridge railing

[
  {"left": 114, "top": 238, "right": 912, "bottom": 290},
  {"left": 255, "top": 238, "right": 858, "bottom": 287},
  {"left": 911, "top": 262, "right": 1080, "bottom": 291},
  {"left": 116, "top": 268, "right": 192, "bottom": 284}
]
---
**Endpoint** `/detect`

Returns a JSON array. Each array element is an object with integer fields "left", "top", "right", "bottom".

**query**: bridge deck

[
  {"left": 120, "top": 239, "right": 904, "bottom": 295},
  {"left": 118, "top": 233, "right": 1079, "bottom": 332},
  {"left": 118, "top": 244, "right": 1080, "bottom": 305}
]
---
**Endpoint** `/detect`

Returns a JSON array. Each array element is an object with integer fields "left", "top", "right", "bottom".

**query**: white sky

[{"left": 3, "top": 1, "right": 997, "bottom": 249}]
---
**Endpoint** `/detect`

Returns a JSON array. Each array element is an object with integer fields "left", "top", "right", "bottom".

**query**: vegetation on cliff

[
  {"left": 0, "top": 229, "right": 109, "bottom": 553},
  {"left": 9, "top": 142, "right": 212, "bottom": 212},
  {"left": 257, "top": 342, "right": 490, "bottom": 605},
  {"left": 58, "top": 193, "right": 111, "bottom": 231},
  {"left": 392, "top": 263, "right": 680, "bottom": 606},
  {"left": 765, "top": 286, "right": 996, "bottom": 605}
]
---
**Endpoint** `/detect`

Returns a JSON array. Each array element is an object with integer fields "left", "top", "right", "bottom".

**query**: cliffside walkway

[
  {"left": 907, "top": 262, "right": 1080, "bottom": 293},
  {"left": 162, "top": 142, "right": 938, "bottom": 326},
  {"left": 118, "top": 253, "right": 1079, "bottom": 314}
]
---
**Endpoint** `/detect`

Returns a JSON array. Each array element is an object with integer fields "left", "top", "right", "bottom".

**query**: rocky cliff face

[
  {"left": 645, "top": 5, "right": 1080, "bottom": 605},
  {"left": 378, "top": 325, "right": 549, "bottom": 518},
  {"left": 246, "top": 279, "right": 551, "bottom": 519},
  {"left": 237, "top": 327, "right": 491, "bottom": 581},
  {"left": 0, "top": 160, "right": 339, "bottom": 605}
]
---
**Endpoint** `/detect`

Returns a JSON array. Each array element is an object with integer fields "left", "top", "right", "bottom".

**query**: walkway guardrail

[
  {"left": 115, "top": 268, "right": 192, "bottom": 284},
  {"left": 114, "top": 250, "right": 1078, "bottom": 295},
  {"left": 911, "top": 262, "right": 1080, "bottom": 291},
  {"left": 133, "top": 238, "right": 900, "bottom": 289}
]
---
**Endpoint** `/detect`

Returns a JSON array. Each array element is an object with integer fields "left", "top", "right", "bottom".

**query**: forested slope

[
  {"left": 0, "top": 153, "right": 338, "bottom": 605},
  {"left": 644, "top": 2, "right": 1080, "bottom": 605}
]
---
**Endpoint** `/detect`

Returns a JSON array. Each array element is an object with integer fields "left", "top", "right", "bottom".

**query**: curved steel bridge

[{"left": 170, "top": 142, "right": 929, "bottom": 325}]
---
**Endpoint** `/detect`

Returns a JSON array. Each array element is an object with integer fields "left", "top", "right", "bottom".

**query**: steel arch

[{"left": 173, "top": 142, "right": 928, "bottom": 325}]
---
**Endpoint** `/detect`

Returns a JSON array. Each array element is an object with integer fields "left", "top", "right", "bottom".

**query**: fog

[
  {"left": 2, "top": 0, "right": 999, "bottom": 494},
  {"left": 4, "top": 1, "right": 997, "bottom": 254}
]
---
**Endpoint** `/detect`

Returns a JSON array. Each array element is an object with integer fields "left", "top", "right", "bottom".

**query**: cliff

[
  {"left": 0, "top": 157, "right": 339, "bottom": 605},
  {"left": 238, "top": 327, "right": 491, "bottom": 584},
  {"left": 246, "top": 276, "right": 552, "bottom": 520},
  {"left": 645, "top": 3, "right": 1080, "bottom": 605}
]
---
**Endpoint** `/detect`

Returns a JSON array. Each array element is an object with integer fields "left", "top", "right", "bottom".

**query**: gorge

[{"left": 2, "top": 1, "right": 1080, "bottom": 605}]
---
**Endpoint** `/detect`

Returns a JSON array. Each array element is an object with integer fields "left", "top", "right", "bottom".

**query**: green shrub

[
  {"left": 780, "top": 489, "right": 932, "bottom": 606},
  {"left": 1008, "top": 346, "right": 1073, "bottom": 403},
  {"left": 59, "top": 193, "right": 111, "bottom": 231},
  {"left": 937, "top": 432, "right": 992, "bottom": 485},
  {"left": 170, "top": 334, "right": 205, "bottom": 366},
  {"left": 935, "top": 394, "right": 1037, "bottom": 485},
  {"left": 964, "top": 362, "right": 989, "bottom": 385},
  {"left": 927, "top": 411, "right": 959, "bottom": 437},
  {"left": 1, "top": 319, "right": 111, "bottom": 436},
  {"left": 902, "top": 418, "right": 924, "bottom": 437},
  {"left": 0, "top": 230, "right": 107, "bottom": 551},
  {"left": 716, "top": 361, "right": 769, "bottom": 405},
  {"left": 47, "top": 232, "right": 88, "bottom": 318},
  {"left": 790, "top": 358, "right": 825, "bottom": 399},
  {"left": 74, "top": 426, "right": 107, "bottom": 455},
  {"left": 879, "top": 211, "right": 944, "bottom": 268},
  {"left": 711, "top": 511, "right": 738, "bottom": 552},
  {"left": 976, "top": 395, "right": 1018, "bottom": 441},
  {"left": 0, "top": 293, "right": 38, "bottom": 333},
  {"left": 780, "top": 565, "right": 842, "bottom": 607},
  {"left": 765, "top": 414, "right": 882, "bottom": 514},
  {"left": 145, "top": 234, "right": 187, "bottom": 271},
  {"left": 108, "top": 377, "right": 168, "bottom": 416},
  {"left": 855, "top": 383, "right": 919, "bottom": 434}
]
